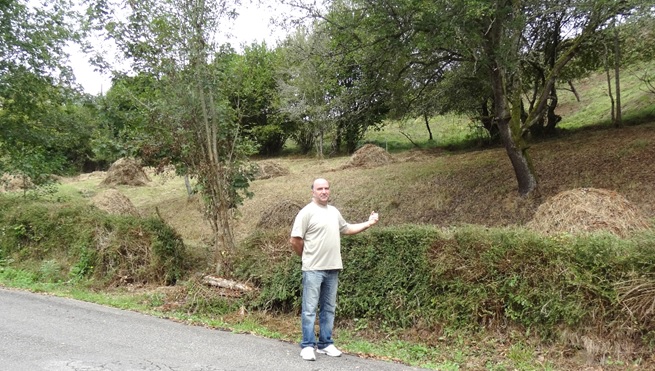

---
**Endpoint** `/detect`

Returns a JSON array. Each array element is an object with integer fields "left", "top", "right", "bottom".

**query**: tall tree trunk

[
  {"left": 423, "top": 112, "right": 433, "bottom": 141},
  {"left": 486, "top": 0, "right": 538, "bottom": 197},
  {"left": 545, "top": 84, "right": 561, "bottom": 135},
  {"left": 491, "top": 74, "right": 538, "bottom": 196},
  {"left": 567, "top": 80, "right": 580, "bottom": 102},
  {"left": 605, "top": 62, "right": 615, "bottom": 123},
  {"left": 613, "top": 17, "right": 622, "bottom": 127}
]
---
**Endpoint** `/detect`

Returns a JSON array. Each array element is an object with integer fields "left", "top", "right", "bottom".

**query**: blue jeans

[{"left": 300, "top": 270, "right": 339, "bottom": 349}]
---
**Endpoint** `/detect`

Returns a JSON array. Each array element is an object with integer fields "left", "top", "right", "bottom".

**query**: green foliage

[
  {"left": 145, "top": 217, "right": 187, "bottom": 285},
  {"left": 221, "top": 43, "right": 293, "bottom": 156},
  {"left": 69, "top": 243, "right": 96, "bottom": 282},
  {"left": 231, "top": 229, "right": 302, "bottom": 311},
  {"left": 92, "top": 74, "right": 157, "bottom": 165},
  {"left": 338, "top": 226, "right": 440, "bottom": 328},
  {"left": 233, "top": 224, "right": 655, "bottom": 342},
  {"left": 0, "top": 68, "right": 98, "bottom": 182},
  {"left": 0, "top": 0, "right": 95, "bottom": 178},
  {"left": 98, "top": 0, "right": 260, "bottom": 261},
  {"left": 0, "top": 0, "right": 79, "bottom": 79},
  {"left": 0, "top": 196, "right": 188, "bottom": 286}
]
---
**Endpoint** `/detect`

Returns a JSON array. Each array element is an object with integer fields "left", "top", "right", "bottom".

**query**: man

[{"left": 290, "top": 178, "right": 379, "bottom": 361}]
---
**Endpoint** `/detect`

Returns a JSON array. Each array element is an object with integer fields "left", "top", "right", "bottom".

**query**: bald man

[{"left": 290, "top": 178, "right": 379, "bottom": 361}]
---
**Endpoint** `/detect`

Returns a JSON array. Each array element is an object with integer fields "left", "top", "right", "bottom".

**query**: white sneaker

[
  {"left": 300, "top": 346, "right": 316, "bottom": 361},
  {"left": 316, "top": 344, "right": 342, "bottom": 357}
]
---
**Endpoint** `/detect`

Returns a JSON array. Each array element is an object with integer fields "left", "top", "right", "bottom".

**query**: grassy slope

[{"left": 60, "top": 61, "right": 655, "bottom": 248}]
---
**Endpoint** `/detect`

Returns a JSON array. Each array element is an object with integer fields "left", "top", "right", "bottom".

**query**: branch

[{"left": 202, "top": 275, "right": 254, "bottom": 292}]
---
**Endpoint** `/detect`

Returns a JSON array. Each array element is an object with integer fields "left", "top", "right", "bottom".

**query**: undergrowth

[
  {"left": 233, "top": 224, "right": 655, "bottom": 363},
  {"left": 0, "top": 196, "right": 188, "bottom": 287}
]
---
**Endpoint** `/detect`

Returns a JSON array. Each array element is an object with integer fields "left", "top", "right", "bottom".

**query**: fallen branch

[{"left": 202, "top": 275, "right": 254, "bottom": 292}]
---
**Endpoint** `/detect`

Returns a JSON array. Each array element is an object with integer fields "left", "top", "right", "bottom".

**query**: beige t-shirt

[{"left": 291, "top": 201, "right": 348, "bottom": 271}]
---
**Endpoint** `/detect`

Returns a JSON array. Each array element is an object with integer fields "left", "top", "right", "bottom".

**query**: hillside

[{"left": 109, "top": 121, "right": 654, "bottom": 248}]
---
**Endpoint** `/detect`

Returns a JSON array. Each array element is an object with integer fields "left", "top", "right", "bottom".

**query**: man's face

[{"left": 312, "top": 179, "right": 330, "bottom": 206}]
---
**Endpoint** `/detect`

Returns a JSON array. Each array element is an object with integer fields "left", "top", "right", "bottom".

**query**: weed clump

[{"left": 233, "top": 223, "right": 655, "bottom": 362}]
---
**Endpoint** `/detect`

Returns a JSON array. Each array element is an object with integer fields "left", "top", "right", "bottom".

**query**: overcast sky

[{"left": 70, "top": 2, "right": 291, "bottom": 95}]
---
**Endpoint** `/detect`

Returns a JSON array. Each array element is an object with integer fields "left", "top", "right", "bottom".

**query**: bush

[
  {"left": 338, "top": 225, "right": 440, "bottom": 328},
  {"left": 0, "top": 196, "right": 188, "bottom": 286},
  {"left": 233, "top": 224, "right": 655, "bottom": 343},
  {"left": 232, "top": 229, "right": 302, "bottom": 311}
]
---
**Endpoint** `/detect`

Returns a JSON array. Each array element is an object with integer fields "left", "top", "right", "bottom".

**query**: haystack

[
  {"left": 342, "top": 144, "right": 395, "bottom": 169},
  {"left": 253, "top": 161, "right": 290, "bottom": 180},
  {"left": 100, "top": 157, "right": 150, "bottom": 187},
  {"left": 256, "top": 200, "right": 303, "bottom": 229},
  {"left": 0, "top": 174, "right": 32, "bottom": 192},
  {"left": 527, "top": 188, "right": 651, "bottom": 238},
  {"left": 91, "top": 188, "right": 140, "bottom": 217}
]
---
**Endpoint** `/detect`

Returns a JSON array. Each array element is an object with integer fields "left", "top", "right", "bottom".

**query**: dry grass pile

[
  {"left": 527, "top": 188, "right": 652, "bottom": 238},
  {"left": 101, "top": 157, "right": 150, "bottom": 187},
  {"left": 253, "top": 161, "right": 290, "bottom": 180},
  {"left": 341, "top": 144, "right": 396, "bottom": 169},
  {"left": 256, "top": 199, "right": 303, "bottom": 230},
  {"left": 91, "top": 188, "right": 140, "bottom": 217},
  {"left": 0, "top": 174, "right": 31, "bottom": 192}
]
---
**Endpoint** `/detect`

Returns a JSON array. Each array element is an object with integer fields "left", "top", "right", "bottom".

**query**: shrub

[
  {"left": 233, "top": 224, "right": 655, "bottom": 343},
  {"left": 0, "top": 196, "right": 188, "bottom": 286},
  {"left": 232, "top": 229, "right": 302, "bottom": 311}
]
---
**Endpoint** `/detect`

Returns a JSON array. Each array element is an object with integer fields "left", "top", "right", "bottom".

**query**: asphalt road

[{"left": 0, "top": 288, "right": 428, "bottom": 371}]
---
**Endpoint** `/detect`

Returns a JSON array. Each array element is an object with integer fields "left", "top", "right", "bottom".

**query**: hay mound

[
  {"left": 0, "top": 174, "right": 32, "bottom": 192},
  {"left": 253, "top": 161, "right": 290, "bottom": 180},
  {"left": 527, "top": 188, "right": 651, "bottom": 238},
  {"left": 256, "top": 200, "right": 303, "bottom": 229},
  {"left": 101, "top": 158, "right": 150, "bottom": 187},
  {"left": 342, "top": 144, "right": 395, "bottom": 169},
  {"left": 91, "top": 188, "right": 140, "bottom": 216}
]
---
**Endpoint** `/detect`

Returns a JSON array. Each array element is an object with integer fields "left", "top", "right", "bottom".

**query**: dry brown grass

[
  {"left": 232, "top": 123, "right": 655, "bottom": 244},
  {"left": 91, "top": 188, "right": 140, "bottom": 217},
  {"left": 72, "top": 122, "right": 655, "bottom": 248},
  {"left": 253, "top": 160, "right": 290, "bottom": 180},
  {"left": 101, "top": 157, "right": 150, "bottom": 187},
  {"left": 527, "top": 188, "right": 651, "bottom": 238}
]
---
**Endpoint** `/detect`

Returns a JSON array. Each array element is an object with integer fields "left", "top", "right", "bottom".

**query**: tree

[
  {"left": 89, "top": 73, "right": 160, "bottom": 167},
  {"left": 97, "top": 0, "right": 255, "bottom": 273},
  {"left": 0, "top": 0, "right": 84, "bottom": 190},
  {"left": 286, "top": 0, "right": 631, "bottom": 196},
  {"left": 277, "top": 26, "right": 336, "bottom": 157},
  {"left": 617, "top": 7, "right": 655, "bottom": 96},
  {"left": 216, "top": 42, "right": 295, "bottom": 156}
]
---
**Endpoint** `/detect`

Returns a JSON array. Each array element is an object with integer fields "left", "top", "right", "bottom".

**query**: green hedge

[{"left": 234, "top": 224, "right": 655, "bottom": 340}]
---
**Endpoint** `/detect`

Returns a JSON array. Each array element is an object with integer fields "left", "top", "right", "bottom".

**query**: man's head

[{"left": 311, "top": 178, "right": 330, "bottom": 206}]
